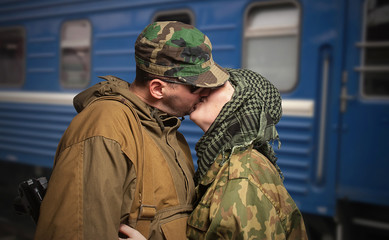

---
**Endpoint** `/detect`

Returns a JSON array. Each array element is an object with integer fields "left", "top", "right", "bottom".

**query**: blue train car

[{"left": 0, "top": 0, "right": 388, "bottom": 238}]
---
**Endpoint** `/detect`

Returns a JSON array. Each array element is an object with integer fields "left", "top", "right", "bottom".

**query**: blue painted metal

[
  {"left": 0, "top": 103, "right": 76, "bottom": 167},
  {"left": 337, "top": 0, "right": 389, "bottom": 207}
]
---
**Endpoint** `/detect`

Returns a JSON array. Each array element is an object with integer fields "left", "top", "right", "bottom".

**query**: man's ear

[{"left": 149, "top": 79, "right": 165, "bottom": 99}]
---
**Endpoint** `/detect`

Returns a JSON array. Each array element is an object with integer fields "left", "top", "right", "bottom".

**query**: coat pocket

[
  {"left": 187, "top": 203, "right": 211, "bottom": 232},
  {"left": 161, "top": 216, "right": 188, "bottom": 240}
]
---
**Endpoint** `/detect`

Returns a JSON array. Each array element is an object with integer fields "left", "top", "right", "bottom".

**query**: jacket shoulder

[
  {"left": 60, "top": 99, "right": 140, "bottom": 151},
  {"left": 227, "top": 148, "right": 294, "bottom": 215},
  {"left": 228, "top": 147, "right": 280, "bottom": 182}
]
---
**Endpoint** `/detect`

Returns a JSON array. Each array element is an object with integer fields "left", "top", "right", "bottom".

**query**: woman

[
  {"left": 120, "top": 68, "right": 307, "bottom": 239},
  {"left": 186, "top": 68, "right": 307, "bottom": 239}
]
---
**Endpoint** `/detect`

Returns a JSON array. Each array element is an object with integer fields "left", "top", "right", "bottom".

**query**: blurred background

[{"left": 0, "top": 0, "right": 388, "bottom": 239}]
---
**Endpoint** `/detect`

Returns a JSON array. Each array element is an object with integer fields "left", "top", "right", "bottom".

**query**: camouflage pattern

[
  {"left": 187, "top": 146, "right": 308, "bottom": 240},
  {"left": 135, "top": 21, "right": 229, "bottom": 87}
]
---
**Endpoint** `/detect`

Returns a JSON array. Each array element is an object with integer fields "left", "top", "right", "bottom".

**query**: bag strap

[{"left": 88, "top": 96, "right": 156, "bottom": 236}]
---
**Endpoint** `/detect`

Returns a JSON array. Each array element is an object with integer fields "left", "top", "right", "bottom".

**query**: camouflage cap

[{"left": 134, "top": 21, "right": 229, "bottom": 88}]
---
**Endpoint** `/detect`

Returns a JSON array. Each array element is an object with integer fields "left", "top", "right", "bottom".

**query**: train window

[
  {"left": 0, "top": 27, "right": 25, "bottom": 87},
  {"left": 359, "top": 0, "right": 389, "bottom": 97},
  {"left": 243, "top": 2, "right": 300, "bottom": 92},
  {"left": 153, "top": 10, "right": 194, "bottom": 25},
  {"left": 60, "top": 20, "right": 91, "bottom": 88}
]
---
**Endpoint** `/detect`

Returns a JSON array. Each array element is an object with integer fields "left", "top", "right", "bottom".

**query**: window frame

[
  {"left": 242, "top": 0, "right": 301, "bottom": 93},
  {"left": 356, "top": 0, "right": 389, "bottom": 99},
  {"left": 152, "top": 9, "right": 195, "bottom": 25},
  {"left": 59, "top": 19, "right": 92, "bottom": 89},
  {"left": 0, "top": 26, "right": 26, "bottom": 87}
]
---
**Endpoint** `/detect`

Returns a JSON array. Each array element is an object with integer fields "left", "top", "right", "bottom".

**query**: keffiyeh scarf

[{"left": 194, "top": 68, "right": 283, "bottom": 185}]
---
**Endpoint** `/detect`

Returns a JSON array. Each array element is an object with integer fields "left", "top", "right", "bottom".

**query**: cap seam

[{"left": 135, "top": 56, "right": 214, "bottom": 77}]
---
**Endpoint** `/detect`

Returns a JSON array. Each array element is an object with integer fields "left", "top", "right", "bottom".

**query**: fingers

[
  {"left": 118, "top": 224, "right": 131, "bottom": 239},
  {"left": 118, "top": 224, "right": 146, "bottom": 240}
]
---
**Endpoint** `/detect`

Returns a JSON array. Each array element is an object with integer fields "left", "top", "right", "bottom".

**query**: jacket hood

[
  {"left": 74, "top": 75, "right": 133, "bottom": 113},
  {"left": 73, "top": 75, "right": 179, "bottom": 132}
]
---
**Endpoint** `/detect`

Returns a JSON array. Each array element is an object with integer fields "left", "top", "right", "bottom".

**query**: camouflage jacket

[{"left": 187, "top": 146, "right": 308, "bottom": 240}]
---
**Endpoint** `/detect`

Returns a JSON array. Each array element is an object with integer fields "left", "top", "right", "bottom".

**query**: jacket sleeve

[
  {"left": 204, "top": 179, "right": 285, "bottom": 240},
  {"left": 34, "top": 136, "right": 134, "bottom": 240}
]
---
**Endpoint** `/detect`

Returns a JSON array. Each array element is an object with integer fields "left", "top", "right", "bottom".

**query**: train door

[{"left": 338, "top": 0, "right": 389, "bottom": 206}]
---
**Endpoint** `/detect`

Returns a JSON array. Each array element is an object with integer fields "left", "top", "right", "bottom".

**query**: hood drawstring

[{"left": 150, "top": 107, "right": 165, "bottom": 131}]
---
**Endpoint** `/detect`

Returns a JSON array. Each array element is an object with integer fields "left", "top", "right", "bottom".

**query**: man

[{"left": 34, "top": 21, "right": 229, "bottom": 240}]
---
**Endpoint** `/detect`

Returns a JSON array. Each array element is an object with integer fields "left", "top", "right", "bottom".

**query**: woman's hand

[{"left": 118, "top": 224, "right": 146, "bottom": 240}]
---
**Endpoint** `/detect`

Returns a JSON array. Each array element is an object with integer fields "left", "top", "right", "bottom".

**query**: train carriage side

[
  {"left": 241, "top": 0, "right": 345, "bottom": 219},
  {"left": 0, "top": 0, "right": 389, "bottom": 239}
]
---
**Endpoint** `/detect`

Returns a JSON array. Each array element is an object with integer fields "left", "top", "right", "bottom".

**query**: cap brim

[{"left": 183, "top": 63, "right": 230, "bottom": 88}]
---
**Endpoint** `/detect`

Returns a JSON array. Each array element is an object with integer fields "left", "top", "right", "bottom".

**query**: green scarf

[{"left": 194, "top": 68, "right": 283, "bottom": 185}]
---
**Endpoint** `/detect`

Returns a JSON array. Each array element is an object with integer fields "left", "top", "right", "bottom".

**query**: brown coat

[{"left": 34, "top": 77, "right": 195, "bottom": 239}]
